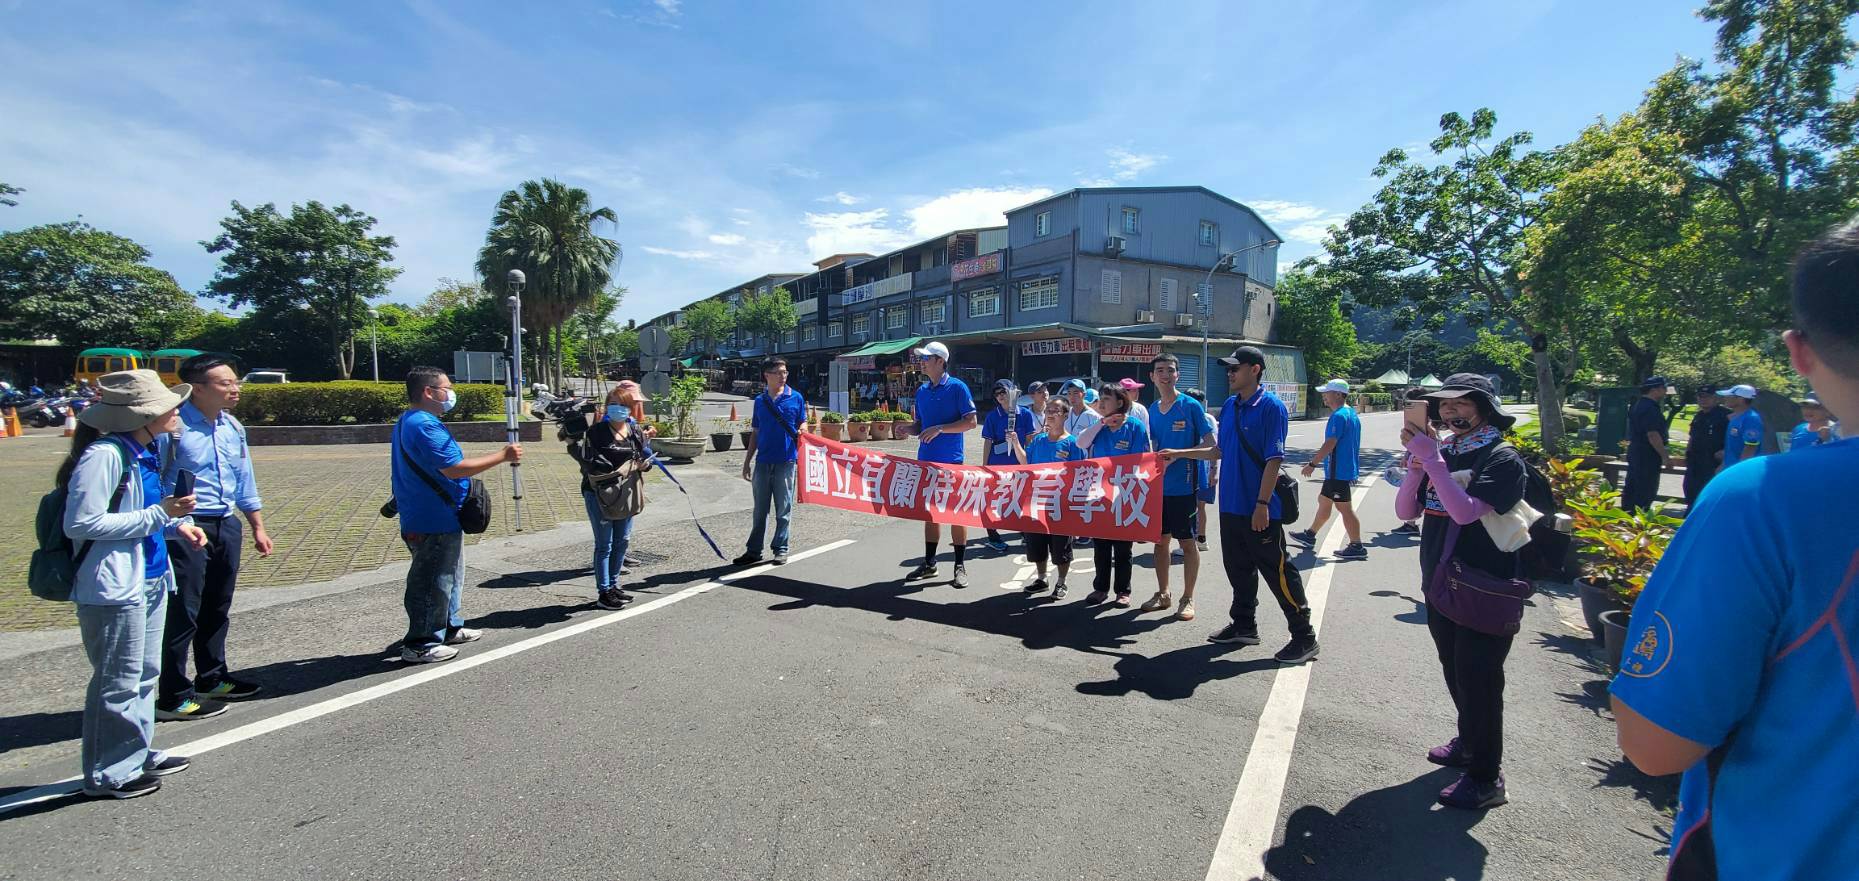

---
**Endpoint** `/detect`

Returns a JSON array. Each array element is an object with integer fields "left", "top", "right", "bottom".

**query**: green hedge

[
  {"left": 1360, "top": 392, "right": 1394, "bottom": 408},
  {"left": 233, "top": 381, "right": 503, "bottom": 426}
]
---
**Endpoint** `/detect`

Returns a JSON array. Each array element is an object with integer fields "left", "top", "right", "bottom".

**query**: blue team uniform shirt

[
  {"left": 751, "top": 386, "right": 806, "bottom": 465},
  {"left": 1790, "top": 421, "right": 1840, "bottom": 452},
  {"left": 1323, "top": 405, "right": 1362, "bottom": 482},
  {"left": 392, "top": 410, "right": 468, "bottom": 534},
  {"left": 1087, "top": 418, "right": 1150, "bottom": 459},
  {"left": 1724, "top": 409, "right": 1764, "bottom": 467},
  {"left": 982, "top": 404, "right": 1036, "bottom": 466},
  {"left": 1148, "top": 395, "right": 1212, "bottom": 496},
  {"left": 1218, "top": 387, "right": 1289, "bottom": 519},
  {"left": 914, "top": 375, "right": 975, "bottom": 464},
  {"left": 1024, "top": 431, "right": 1081, "bottom": 466},
  {"left": 123, "top": 435, "right": 170, "bottom": 581},
  {"left": 1609, "top": 437, "right": 1859, "bottom": 881}
]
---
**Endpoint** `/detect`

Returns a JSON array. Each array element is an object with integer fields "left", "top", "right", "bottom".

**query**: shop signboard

[
  {"left": 1098, "top": 343, "right": 1163, "bottom": 363},
  {"left": 842, "top": 273, "right": 912, "bottom": 305},
  {"left": 1020, "top": 337, "right": 1091, "bottom": 357},
  {"left": 950, "top": 250, "right": 1003, "bottom": 282},
  {"left": 839, "top": 355, "right": 877, "bottom": 370}
]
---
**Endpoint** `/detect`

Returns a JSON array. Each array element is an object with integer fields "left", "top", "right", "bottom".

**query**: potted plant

[
  {"left": 819, "top": 411, "right": 845, "bottom": 441},
  {"left": 847, "top": 411, "right": 872, "bottom": 442},
  {"left": 648, "top": 374, "right": 709, "bottom": 461},
  {"left": 738, "top": 420, "right": 755, "bottom": 449},
  {"left": 866, "top": 411, "right": 893, "bottom": 440},
  {"left": 889, "top": 410, "right": 913, "bottom": 438},
  {"left": 1568, "top": 497, "right": 1680, "bottom": 670},
  {"left": 709, "top": 417, "right": 735, "bottom": 452}
]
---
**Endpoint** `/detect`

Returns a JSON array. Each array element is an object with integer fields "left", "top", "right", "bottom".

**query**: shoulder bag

[
  {"left": 391, "top": 426, "right": 492, "bottom": 534},
  {"left": 588, "top": 419, "right": 648, "bottom": 521}
]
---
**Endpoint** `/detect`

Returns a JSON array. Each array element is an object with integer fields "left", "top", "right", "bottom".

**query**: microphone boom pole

[{"left": 505, "top": 270, "right": 526, "bottom": 531}]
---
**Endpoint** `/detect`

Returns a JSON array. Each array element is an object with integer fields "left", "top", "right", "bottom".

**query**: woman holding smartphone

[
  {"left": 1079, "top": 383, "right": 1150, "bottom": 606},
  {"left": 567, "top": 381, "right": 652, "bottom": 610},
  {"left": 1393, "top": 374, "right": 1526, "bottom": 811},
  {"left": 62, "top": 370, "right": 208, "bottom": 799}
]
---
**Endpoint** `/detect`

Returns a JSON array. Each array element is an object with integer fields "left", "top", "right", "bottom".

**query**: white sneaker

[
  {"left": 444, "top": 628, "right": 483, "bottom": 645},
  {"left": 401, "top": 645, "right": 460, "bottom": 664}
]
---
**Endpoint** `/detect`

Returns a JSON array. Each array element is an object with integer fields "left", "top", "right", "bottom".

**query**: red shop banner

[{"left": 797, "top": 433, "right": 1164, "bottom": 542}]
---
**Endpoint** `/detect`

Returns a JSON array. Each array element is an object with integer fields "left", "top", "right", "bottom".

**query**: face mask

[
  {"left": 605, "top": 404, "right": 628, "bottom": 423},
  {"left": 1446, "top": 417, "right": 1473, "bottom": 431},
  {"left": 436, "top": 388, "right": 457, "bottom": 413}
]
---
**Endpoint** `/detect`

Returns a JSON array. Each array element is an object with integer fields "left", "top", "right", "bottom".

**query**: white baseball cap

[
  {"left": 1716, "top": 384, "right": 1758, "bottom": 399},
  {"left": 1317, "top": 379, "right": 1350, "bottom": 394},
  {"left": 913, "top": 341, "right": 951, "bottom": 361}
]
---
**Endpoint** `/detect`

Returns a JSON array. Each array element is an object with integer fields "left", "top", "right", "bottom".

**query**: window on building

[
  {"left": 919, "top": 299, "right": 946, "bottom": 325},
  {"left": 1035, "top": 211, "right": 1051, "bottom": 237},
  {"left": 1121, "top": 207, "right": 1138, "bottom": 234},
  {"left": 784, "top": 330, "right": 795, "bottom": 345},
  {"left": 1100, "top": 268, "right": 1122, "bottom": 305},
  {"left": 803, "top": 325, "right": 818, "bottom": 343},
  {"left": 828, "top": 320, "right": 843, "bottom": 338},
  {"left": 1195, "top": 281, "right": 1212, "bottom": 314},
  {"left": 887, "top": 308, "right": 906, "bottom": 330},
  {"left": 852, "top": 314, "right": 870, "bottom": 336},
  {"left": 933, "top": 247, "right": 947, "bottom": 267},
  {"left": 1158, "top": 277, "right": 1178, "bottom": 312},
  {"left": 1019, "top": 277, "right": 1059, "bottom": 311},
  {"left": 758, "top": 284, "right": 770, "bottom": 295},
  {"left": 1199, "top": 221, "right": 1217, "bottom": 246},
  {"left": 967, "top": 287, "right": 1001, "bottom": 318}
]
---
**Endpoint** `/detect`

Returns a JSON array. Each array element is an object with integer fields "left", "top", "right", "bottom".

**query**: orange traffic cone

[
  {"left": 729, "top": 403, "right": 739, "bottom": 422},
  {"left": 62, "top": 411, "right": 77, "bottom": 437},
  {"left": 2, "top": 407, "right": 19, "bottom": 438}
]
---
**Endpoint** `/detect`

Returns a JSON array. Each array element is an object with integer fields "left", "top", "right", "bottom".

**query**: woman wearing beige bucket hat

[{"left": 59, "top": 369, "right": 208, "bottom": 799}]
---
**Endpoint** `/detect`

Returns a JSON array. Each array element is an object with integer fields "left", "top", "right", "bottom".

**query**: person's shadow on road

[
  {"left": 1075, "top": 642, "right": 1279, "bottom": 700},
  {"left": 1261, "top": 768, "right": 1493, "bottom": 881}
]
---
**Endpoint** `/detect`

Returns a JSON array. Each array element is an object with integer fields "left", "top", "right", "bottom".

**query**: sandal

[
  {"left": 1140, "top": 591, "right": 1173, "bottom": 613},
  {"left": 1176, "top": 600, "right": 1196, "bottom": 621}
]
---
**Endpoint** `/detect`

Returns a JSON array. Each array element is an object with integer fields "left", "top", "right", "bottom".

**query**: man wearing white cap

[
  {"left": 1291, "top": 380, "right": 1366, "bottom": 559},
  {"left": 905, "top": 341, "right": 979, "bottom": 587},
  {"left": 1718, "top": 384, "right": 1764, "bottom": 470}
]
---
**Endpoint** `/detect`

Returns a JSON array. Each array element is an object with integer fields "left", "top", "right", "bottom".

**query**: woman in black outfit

[
  {"left": 567, "top": 381, "right": 651, "bottom": 610},
  {"left": 1393, "top": 373, "right": 1527, "bottom": 811}
]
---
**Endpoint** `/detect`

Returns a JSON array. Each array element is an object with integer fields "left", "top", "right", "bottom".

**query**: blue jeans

[
  {"left": 76, "top": 578, "right": 170, "bottom": 791},
  {"left": 746, "top": 459, "right": 796, "bottom": 556},
  {"left": 582, "top": 489, "right": 635, "bottom": 591},
  {"left": 403, "top": 531, "right": 465, "bottom": 651}
]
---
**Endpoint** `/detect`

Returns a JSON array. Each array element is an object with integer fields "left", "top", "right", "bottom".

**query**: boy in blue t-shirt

[
  {"left": 1790, "top": 396, "right": 1840, "bottom": 451},
  {"left": 1143, "top": 354, "right": 1215, "bottom": 620},
  {"left": 1009, "top": 397, "right": 1084, "bottom": 598},
  {"left": 980, "top": 379, "right": 1037, "bottom": 552},
  {"left": 1612, "top": 219, "right": 1859, "bottom": 880},
  {"left": 1291, "top": 380, "right": 1366, "bottom": 560},
  {"left": 1719, "top": 384, "right": 1765, "bottom": 468}
]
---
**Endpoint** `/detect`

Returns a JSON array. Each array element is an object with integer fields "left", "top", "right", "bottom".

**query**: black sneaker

[
  {"left": 623, "top": 555, "right": 641, "bottom": 567},
  {"left": 1053, "top": 579, "right": 1069, "bottom": 599},
  {"left": 1288, "top": 529, "right": 1317, "bottom": 547},
  {"left": 1334, "top": 542, "right": 1368, "bottom": 561},
  {"left": 952, "top": 565, "right": 969, "bottom": 589},
  {"left": 83, "top": 774, "right": 161, "bottom": 800},
  {"left": 904, "top": 563, "right": 937, "bottom": 581},
  {"left": 1394, "top": 521, "right": 1421, "bottom": 535},
  {"left": 1274, "top": 635, "right": 1320, "bottom": 664},
  {"left": 1208, "top": 623, "right": 1261, "bottom": 645},
  {"left": 198, "top": 678, "right": 262, "bottom": 701},
  {"left": 145, "top": 755, "right": 191, "bottom": 777},
  {"left": 1024, "top": 577, "right": 1050, "bottom": 594},
  {"left": 1438, "top": 773, "right": 1507, "bottom": 810},
  {"left": 733, "top": 551, "right": 764, "bottom": 566},
  {"left": 772, "top": 552, "right": 788, "bottom": 565},
  {"left": 597, "top": 588, "right": 631, "bottom": 610},
  {"left": 155, "top": 698, "right": 228, "bottom": 721}
]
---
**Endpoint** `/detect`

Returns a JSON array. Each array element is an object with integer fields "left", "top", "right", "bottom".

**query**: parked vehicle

[
  {"left": 149, "top": 348, "right": 203, "bottom": 386},
  {"left": 74, "top": 348, "right": 145, "bottom": 384},
  {"left": 242, "top": 370, "right": 290, "bottom": 384}
]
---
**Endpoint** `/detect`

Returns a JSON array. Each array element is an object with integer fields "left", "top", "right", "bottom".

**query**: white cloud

[
  {"left": 1078, "top": 177, "right": 1118, "bottom": 188},
  {"left": 653, "top": 0, "right": 682, "bottom": 14},
  {"left": 1286, "top": 221, "right": 1337, "bottom": 245},
  {"left": 1106, "top": 148, "right": 1164, "bottom": 179},
  {"left": 706, "top": 233, "right": 744, "bottom": 245},
  {"left": 803, "top": 209, "right": 911, "bottom": 258},
  {"left": 818, "top": 191, "right": 863, "bottom": 205},
  {"left": 1248, "top": 199, "right": 1331, "bottom": 224},
  {"left": 641, "top": 246, "right": 717, "bottom": 260},
  {"left": 904, "top": 186, "right": 1053, "bottom": 237},
  {"left": 777, "top": 163, "right": 821, "bottom": 180}
]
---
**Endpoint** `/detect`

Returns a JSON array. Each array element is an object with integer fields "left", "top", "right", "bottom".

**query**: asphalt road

[{"left": 0, "top": 410, "right": 1673, "bottom": 881}]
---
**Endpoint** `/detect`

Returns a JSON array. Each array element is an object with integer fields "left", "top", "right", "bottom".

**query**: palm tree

[{"left": 476, "top": 179, "right": 622, "bottom": 389}]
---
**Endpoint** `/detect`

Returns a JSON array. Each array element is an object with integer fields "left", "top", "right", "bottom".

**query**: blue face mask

[
  {"left": 605, "top": 404, "right": 628, "bottom": 423},
  {"left": 437, "top": 388, "right": 457, "bottom": 413}
]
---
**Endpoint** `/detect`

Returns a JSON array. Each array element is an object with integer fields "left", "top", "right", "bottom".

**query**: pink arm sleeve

[{"left": 1404, "top": 435, "right": 1494, "bottom": 525}]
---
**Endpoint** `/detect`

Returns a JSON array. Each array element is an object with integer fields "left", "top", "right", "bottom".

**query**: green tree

[
  {"left": 475, "top": 179, "right": 621, "bottom": 389},
  {"left": 681, "top": 298, "right": 734, "bottom": 357},
  {"left": 202, "top": 200, "right": 401, "bottom": 379},
  {"left": 570, "top": 287, "right": 625, "bottom": 377},
  {"left": 414, "top": 277, "right": 485, "bottom": 317},
  {"left": 736, "top": 286, "right": 798, "bottom": 349},
  {"left": 668, "top": 326, "right": 693, "bottom": 357},
  {"left": 0, "top": 182, "right": 21, "bottom": 208},
  {"left": 0, "top": 222, "right": 201, "bottom": 350},
  {"left": 1272, "top": 268, "right": 1359, "bottom": 397}
]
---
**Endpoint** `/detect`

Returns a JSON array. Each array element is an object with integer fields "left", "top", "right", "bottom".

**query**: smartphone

[
  {"left": 174, "top": 468, "right": 197, "bottom": 499},
  {"left": 1403, "top": 400, "right": 1432, "bottom": 437}
]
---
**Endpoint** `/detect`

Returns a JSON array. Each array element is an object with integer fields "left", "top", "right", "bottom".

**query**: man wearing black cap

[
  {"left": 1682, "top": 388, "right": 1729, "bottom": 510},
  {"left": 1163, "top": 346, "right": 1317, "bottom": 664},
  {"left": 1623, "top": 376, "right": 1676, "bottom": 512}
]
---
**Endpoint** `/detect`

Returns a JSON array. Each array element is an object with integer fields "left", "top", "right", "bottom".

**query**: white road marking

[
  {"left": 0, "top": 539, "right": 858, "bottom": 815},
  {"left": 1204, "top": 475, "right": 1381, "bottom": 881}
]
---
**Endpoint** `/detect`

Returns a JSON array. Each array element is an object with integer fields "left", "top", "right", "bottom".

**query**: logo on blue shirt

[{"left": 1617, "top": 610, "right": 1674, "bottom": 678}]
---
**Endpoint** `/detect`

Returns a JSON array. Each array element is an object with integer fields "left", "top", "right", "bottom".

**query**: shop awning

[
  {"left": 679, "top": 356, "right": 697, "bottom": 367},
  {"left": 837, "top": 336, "right": 922, "bottom": 359}
]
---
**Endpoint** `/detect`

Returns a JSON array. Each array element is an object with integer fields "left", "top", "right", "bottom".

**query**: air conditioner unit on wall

[
  {"left": 1136, "top": 310, "right": 1156, "bottom": 323},
  {"left": 1176, "top": 313, "right": 1197, "bottom": 328},
  {"left": 1105, "top": 235, "right": 1125, "bottom": 257}
]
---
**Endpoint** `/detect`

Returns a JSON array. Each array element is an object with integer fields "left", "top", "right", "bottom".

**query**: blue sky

[{"left": 0, "top": 0, "right": 1719, "bottom": 326}]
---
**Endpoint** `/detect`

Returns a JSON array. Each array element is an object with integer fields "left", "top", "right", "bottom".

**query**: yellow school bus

[
  {"left": 150, "top": 348, "right": 203, "bottom": 386},
  {"left": 74, "top": 348, "right": 145, "bottom": 384}
]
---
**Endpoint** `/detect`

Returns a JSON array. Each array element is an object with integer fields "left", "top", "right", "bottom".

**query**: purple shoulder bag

[{"left": 1425, "top": 520, "right": 1534, "bottom": 636}]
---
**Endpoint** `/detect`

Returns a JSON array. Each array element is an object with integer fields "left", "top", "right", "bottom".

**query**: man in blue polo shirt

[
  {"left": 1611, "top": 218, "right": 1859, "bottom": 880},
  {"left": 737, "top": 357, "right": 807, "bottom": 566},
  {"left": 1146, "top": 353, "right": 1214, "bottom": 621},
  {"left": 905, "top": 341, "right": 979, "bottom": 588},
  {"left": 1718, "top": 384, "right": 1765, "bottom": 469},
  {"left": 392, "top": 366, "right": 521, "bottom": 664},
  {"left": 1162, "top": 346, "right": 1316, "bottom": 664},
  {"left": 1292, "top": 379, "right": 1366, "bottom": 560}
]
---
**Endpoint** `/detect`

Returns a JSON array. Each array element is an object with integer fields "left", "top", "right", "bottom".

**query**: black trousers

[
  {"left": 1092, "top": 540, "right": 1133, "bottom": 596},
  {"left": 1219, "top": 513, "right": 1312, "bottom": 637},
  {"left": 1682, "top": 456, "right": 1717, "bottom": 510},
  {"left": 161, "top": 515, "right": 243, "bottom": 704},
  {"left": 1622, "top": 452, "right": 1661, "bottom": 512},
  {"left": 1426, "top": 603, "right": 1514, "bottom": 782}
]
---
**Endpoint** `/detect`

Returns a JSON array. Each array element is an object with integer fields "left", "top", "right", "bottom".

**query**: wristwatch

[{"left": 1255, "top": 500, "right": 1269, "bottom": 507}]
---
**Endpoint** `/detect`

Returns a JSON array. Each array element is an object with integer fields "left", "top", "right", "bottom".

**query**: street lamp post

[
  {"left": 1197, "top": 238, "right": 1281, "bottom": 387},
  {"left": 368, "top": 307, "right": 380, "bottom": 383}
]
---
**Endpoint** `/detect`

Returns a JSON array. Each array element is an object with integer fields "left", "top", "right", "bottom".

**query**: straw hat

[{"left": 78, "top": 369, "right": 192, "bottom": 433}]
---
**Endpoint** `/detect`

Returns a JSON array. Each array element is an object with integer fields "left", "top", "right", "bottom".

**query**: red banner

[{"left": 797, "top": 433, "right": 1164, "bottom": 541}]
